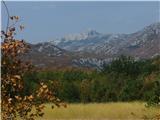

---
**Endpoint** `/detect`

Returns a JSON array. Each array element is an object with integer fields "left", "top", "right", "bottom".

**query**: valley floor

[{"left": 37, "top": 102, "right": 159, "bottom": 120}]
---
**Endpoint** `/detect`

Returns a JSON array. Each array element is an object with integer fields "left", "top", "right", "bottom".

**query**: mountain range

[{"left": 24, "top": 22, "right": 160, "bottom": 69}]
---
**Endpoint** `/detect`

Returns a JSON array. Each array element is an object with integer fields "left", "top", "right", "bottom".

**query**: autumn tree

[{"left": 1, "top": 6, "right": 66, "bottom": 120}]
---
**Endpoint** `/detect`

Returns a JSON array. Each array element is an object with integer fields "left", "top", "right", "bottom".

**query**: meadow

[{"left": 37, "top": 102, "right": 159, "bottom": 120}]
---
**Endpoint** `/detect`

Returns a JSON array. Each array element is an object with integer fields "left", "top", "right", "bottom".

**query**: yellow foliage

[{"left": 1, "top": 16, "right": 65, "bottom": 120}]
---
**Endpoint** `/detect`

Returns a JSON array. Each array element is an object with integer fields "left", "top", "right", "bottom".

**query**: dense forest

[{"left": 23, "top": 55, "right": 160, "bottom": 105}]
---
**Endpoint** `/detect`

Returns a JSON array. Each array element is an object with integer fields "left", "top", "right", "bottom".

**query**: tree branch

[{"left": 2, "top": 0, "right": 10, "bottom": 33}]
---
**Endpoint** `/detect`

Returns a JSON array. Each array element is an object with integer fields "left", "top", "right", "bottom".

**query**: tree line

[{"left": 23, "top": 55, "right": 160, "bottom": 105}]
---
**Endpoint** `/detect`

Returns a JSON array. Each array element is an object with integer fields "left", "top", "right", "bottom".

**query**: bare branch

[{"left": 2, "top": 0, "right": 10, "bottom": 33}]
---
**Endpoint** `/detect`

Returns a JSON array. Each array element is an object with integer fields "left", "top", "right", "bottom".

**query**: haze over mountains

[{"left": 25, "top": 22, "right": 160, "bottom": 69}]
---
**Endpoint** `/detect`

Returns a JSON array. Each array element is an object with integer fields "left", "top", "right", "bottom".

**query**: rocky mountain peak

[
  {"left": 25, "top": 22, "right": 160, "bottom": 69},
  {"left": 85, "top": 29, "right": 100, "bottom": 36}
]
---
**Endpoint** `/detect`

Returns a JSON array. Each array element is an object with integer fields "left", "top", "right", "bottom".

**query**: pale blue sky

[{"left": 2, "top": 1, "right": 160, "bottom": 43}]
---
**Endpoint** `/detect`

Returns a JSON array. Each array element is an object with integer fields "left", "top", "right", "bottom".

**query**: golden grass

[{"left": 35, "top": 102, "right": 159, "bottom": 120}]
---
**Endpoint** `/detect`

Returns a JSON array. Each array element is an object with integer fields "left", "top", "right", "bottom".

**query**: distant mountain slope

[
  {"left": 53, "top": 22, "right": 160, "bottom": 58},
  {"left": 119, "top": 22, "right": 160, "bottom": 58},
  {"left": 24, "top": 42, "right": 74, "bottom": 69},
  {"left": 30, "top": 42, "right": 66, "bottom": 57},
  {"left": 25, "top": 22, "right": 160, "bottom": 69}
]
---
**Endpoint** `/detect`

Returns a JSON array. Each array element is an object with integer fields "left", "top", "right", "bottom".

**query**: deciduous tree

[{"left": 1, "top": 15, "right": 65, "bottom": 120}]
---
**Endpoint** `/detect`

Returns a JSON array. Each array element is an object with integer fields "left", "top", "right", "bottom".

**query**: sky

[{"left": 1, "top": 1, "right": 160, "bottom": 43}]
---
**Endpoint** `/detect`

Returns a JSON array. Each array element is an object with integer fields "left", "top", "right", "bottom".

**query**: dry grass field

[{"left": 36, "top": 102, "right": 159, "bottom": 120}]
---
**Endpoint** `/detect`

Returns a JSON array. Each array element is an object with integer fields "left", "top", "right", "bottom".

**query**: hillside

[{"left": 25, "top": 22, "right": 160, "bottom": 69}]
